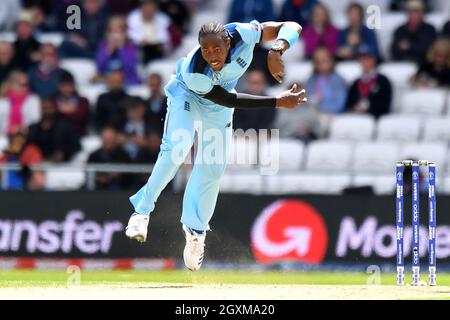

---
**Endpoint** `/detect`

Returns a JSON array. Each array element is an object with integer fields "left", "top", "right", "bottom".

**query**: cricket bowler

[{"left": 126, "top": 19, "right": 307, "bottom": 271}]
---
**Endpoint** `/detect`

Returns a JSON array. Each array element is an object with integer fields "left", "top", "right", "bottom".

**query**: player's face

[{"left": 199, "top": 35, "right": 231, "bottom": 71}]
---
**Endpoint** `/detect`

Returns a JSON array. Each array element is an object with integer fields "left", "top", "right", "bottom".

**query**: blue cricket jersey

[{"left": 164, "top": 20, "right": 263, "bottom": 107}]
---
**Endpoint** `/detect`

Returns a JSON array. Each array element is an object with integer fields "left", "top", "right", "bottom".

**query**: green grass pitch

[{"left": 1, "top": 270, "right": 450, "bottom": 288}]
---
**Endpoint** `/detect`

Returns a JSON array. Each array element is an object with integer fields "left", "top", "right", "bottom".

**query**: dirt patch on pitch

[{"left": 1, "top": 284, "right": 450, "bottom": 300}]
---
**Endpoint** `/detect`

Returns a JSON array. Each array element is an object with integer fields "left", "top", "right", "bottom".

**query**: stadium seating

[
  {"left": 45, "top": 167, "right": 86, "bottom": 190},
  {"left": 0, "top": 135, "right": 7, "bottom": 155},
  {"left": 284, "top": 62, "right": 313, "bottom": 85},
  {"left": 378, "top": 63, "right": 417, "bottom": 87},
  {"left": 60, "top": 59, "right": 97, "bottom": 86},
  {"left": 127, "top": 85, "right": 150, "bottom": 100},
  {"left": 319, "top": 0, "right": 351, "bottom": 17},
  {"left": 376, "top": 114, "right": 422, "bottom": 142},
  {"left": 399, "top": 89, "right": 447, "bottom": 115},
  {"left": 220, "top": 172, "right": 263, "bottom": 194},
  {"left": 146, "top": 59, "right": 178, "bottom": 84},
  {"left": 259, "top": 138, "right": 304, "bottom": 171},
  {"left": 189, "top": 10, "right": 227, "bottom": 36},
  {"left": 336, "top": 61, "right": 362, "bottom": 84},
  {"left": 422, "top": 117, "right": 450, "bottom": 142},
  {"left": 0, "top": 32, "right": 16, "bottom": 42},
  {"left": 352, "top": 174, "right": 395, "bottom": 195},
  {"left": 265, "top": 172, "right": 352, "bottom": 194},
  {"left": 282, "top": 40, "right": 305, "bottom": 62},
  {"left": 329, "top": 114, "right": 376, "bottom": 142},
  {"left": 441, "top": 175, "right": 450, "bottom": 193},
  {"left": 71, "top": 135, "right": 102, "bottom": 164},
  {"left": 36, "top": 33, "right": 64, "bottom": 47},
  {"left": 352, "top": 142, "right": 400, "bottom": 173},
  {"left": 171, "top": 35, "right": 198, "bottom": 60},
  {"left": 305, "top": 141, "right": 353, "bottom": 171},
  {"left": 78, "top": 84, "right": 107, "bottom": 108},
  {"left": 357, "top": 0, "right": 390, "bottom": 12},
  {"left": 425, "top": 13, "right": 448, "bottom": 30},
  {"left": 435, "top": 0, "right": 450, "bottom": 11},
  {"left": 400, "top": 142, "right": 448, "bottom": 169},
  {"left": 377, "top": 13, "right": 406, "bottom": 60}
]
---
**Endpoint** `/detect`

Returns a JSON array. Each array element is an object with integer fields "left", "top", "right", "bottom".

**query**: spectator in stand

[
  {"left": 135, "top": 128, "right": 161, "bottom": 164},
  {"left": 134, "top": 128, "right": 162, "bottom": 185},
  {"left": 0, "top": 129, "right": 45, "bottom": 191},
  {"left": 345, "top": 45, "right": 392, "bottom": 118},
  {"left": 59, "top": 0, "right": 109, "bottom": 59},
  {"left": 146, "top": 73, "right": 167, "bottom": 134},
  {"left": 160, "top": 0, "right": 191, "bottom": 48},
  {"left": 412, "top": 38, "right": 450, "bottom": 88},
  {"left": 22, "top": 0, "right": 53, "bottom": 15},
  {"left": 94, "top": 69, "right": 131, "bottom": 131},
  {"left": 0, "top": 0, "right": 22, "bottom": 31},
  {"left": 337, "top": 3, "right": 381, "bottom": 61},
  {"left": 391, "top": 0, "right": 436, "bottom": 63},
  {"left": 28, "top": 98, "right": 81, "bottom": 162},
  {"left": 278, "top": 0, "right": 318, "bottom": 27},
  {"left": 234, "top": 70, "right": 276, "bottom": 131},
  {"left": 390, "top": 0, "right": 432, "bottom": 12},
  {"left": 439, "top": 16, "right": 450, "bottom": 40},
  {"left": 13, "top": 10, "right": 41, "bottom": 71},
  {"left": 227, "top": 0, "right": 274, "bottom": 23},
  {"left": 55, "top": 71, "right": 90, "bottom": 136},
  {"left": 0, "top": 42, "right": 19, "bottom": 85},
  {"left": 95, "top": 15, "right": 140, "bottom": 85},
  {"left": 306, "top": 47, "right": 347, "bottom": 114},
  {"left": 30, "top": 5, "right": 52, "bottom": 33},
  {"left": 127, "top": 0, "right": 171, "bottom": 64},
  {"left": 28, "top": 43, "right": 67, "bottom": 98},
  {"left": 0, "top": 71, "right": 41, "bottom": 136},
  {"left": 88, "top": 126, "right": 132, "bottom": 190},
  {"left": 303, "top": 3, "right": 339, "bottom": 59},
  {"left": 106, "top": 0, "right": 140, "bottom": 15},
  {"left": 122, "top": 97, "right": 150, "bottom": 160},
  {"left": 275, "top": 48, "right": 347, "bottom": 140}
]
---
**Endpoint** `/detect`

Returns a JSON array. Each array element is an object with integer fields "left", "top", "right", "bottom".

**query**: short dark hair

[
  {"left": 60, "top": 71, "right": 75, "bottom": 84},
  {"left": 140, "top": 0, "right": 158, "bottom": 6},
  {"left": 124, "top": 96, "right": 145, "bottom": 110},
  {"left": 348, "top": 2, "right": 364, "bottom": 18},
  {"left": 198, "top": 22, "right": 229, "bottom": 42}
]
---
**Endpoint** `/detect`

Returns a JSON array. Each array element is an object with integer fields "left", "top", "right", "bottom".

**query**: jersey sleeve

[
  {"left": 183, "top": 72, "right": 214, "bottom": 95},
  {"left": 234, "top": 20, "right": 262, "bottom": 45}
]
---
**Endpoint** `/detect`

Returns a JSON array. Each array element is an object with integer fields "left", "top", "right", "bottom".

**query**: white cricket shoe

[
  {"left": 125, "top": 213, "right": 149, "bottom": 242},
  {"left": 182, "top": 225, "right": 206, "bottom": 271}
]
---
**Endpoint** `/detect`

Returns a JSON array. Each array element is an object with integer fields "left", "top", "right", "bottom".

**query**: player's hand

[
  {"left": 275, "top": 84, "right": 307, "bottom": 109},
  {"left": 267, "top": 50, "right": 285, "bottom": 83}
]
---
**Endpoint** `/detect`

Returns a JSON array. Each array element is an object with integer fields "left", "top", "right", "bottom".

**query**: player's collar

[
  {"left": 225, "top": 49, "right": 232, "bottom": 64},
  {"left": 224, "top": 29, "right": 241, "bottom": 65}
]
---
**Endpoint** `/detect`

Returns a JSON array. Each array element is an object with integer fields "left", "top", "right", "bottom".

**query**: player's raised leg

[
  {"left": 181, "top": 106, "right": 233, "bottom": 270},
  {"left": 126, "top": 98, "right": 195, "bottom": 242}
]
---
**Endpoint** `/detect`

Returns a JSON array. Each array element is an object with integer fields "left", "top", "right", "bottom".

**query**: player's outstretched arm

[
  {"left": 203, "top": 83, "right": 307, "bottom": 110},
  {"left": 260, "top": 21, "right": 302, "bottom": 83}
]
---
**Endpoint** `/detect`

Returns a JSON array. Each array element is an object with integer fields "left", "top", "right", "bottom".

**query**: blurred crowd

[{"left": 0, "top": 0, "right": 449, "bottom": 190}]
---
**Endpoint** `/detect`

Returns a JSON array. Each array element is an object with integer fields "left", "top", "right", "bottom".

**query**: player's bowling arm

[
  {"left": 261, "top": 21, "right": 302, "bottom": 52},
  {"left": 203, "top": 85, "right": 276, "bottom": 109},
  {"left": 202, "top": 85, "right": 307, "bottom": 109}
]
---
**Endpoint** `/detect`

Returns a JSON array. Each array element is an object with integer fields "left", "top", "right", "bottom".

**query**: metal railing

[{"left": 0, "top": 163, "right": 181, "bottom": 191}]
